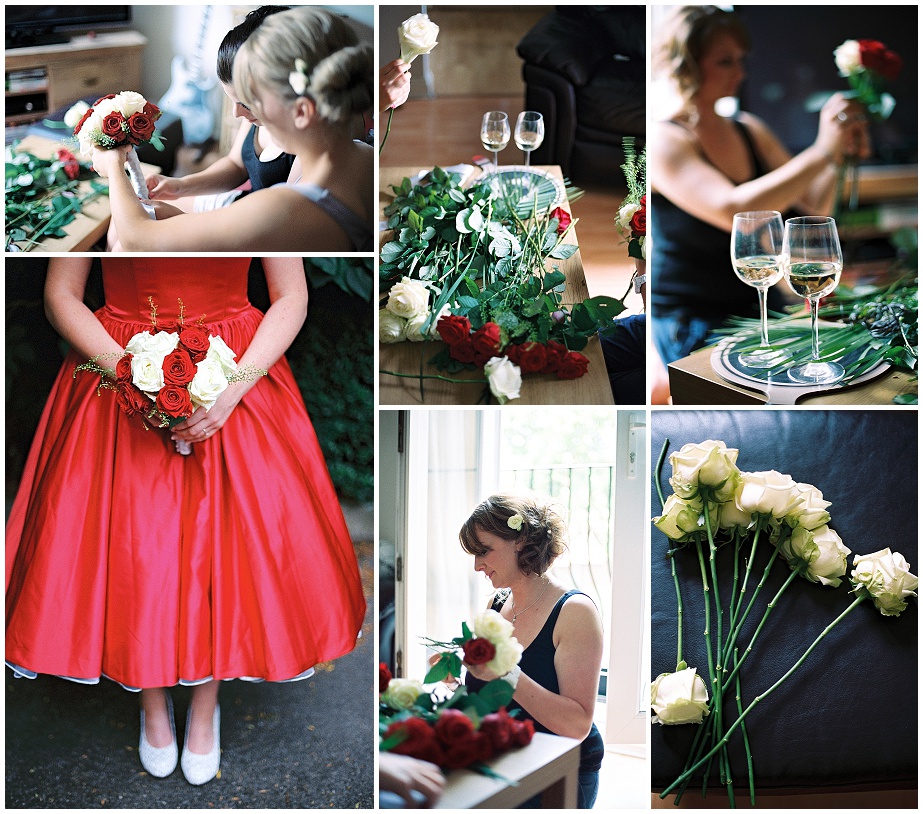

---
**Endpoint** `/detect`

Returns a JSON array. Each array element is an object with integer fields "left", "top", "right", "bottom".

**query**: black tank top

[
  {"left": 241, "top": 125, "right": 296, "bottom": 191},
  {"left": 651, "top": 118, "right": 791, "bottom": 318},
  {"left": 465, "top": 589, "right": 604, "bottom": 774}
]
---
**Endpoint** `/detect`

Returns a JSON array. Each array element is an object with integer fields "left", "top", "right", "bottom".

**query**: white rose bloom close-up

[
  {"left": 64, "top": 101, "right": 90, "bottom": 129},
  {"left": 651, "top": 667, "right": 710, "bottom": 725},
  {"left": 189, "top": 358, "right": 230, "bottom": 410},
  {"left": 472, "top": 609, "right": 514, "bottom": 643},
  {"left": 784, "top": 482, "right": 831, "bottom": 530},
  {"left": 484, "top": 356, "right": 522, "bottom": 404},
  {"left": 669, "top": 440, "right": 740, "bottom": 502},
  {"left": 781, "top": 524, "right": 851, "bottom": 587},
  {"left": 398, "top": 13, "right": 439, "bottom": 64},
  {"left": 381, "top": 677, "right": 425, "bottom": 710},
  {"left": 851, "top": 548, "right": 918, "bottom": 617},
  {"left": 735, "top": 470, "right": 803, "bottom": 520},
  {"left": 615, "top": 201, "right": 640, "bottom": 239},
  {"left": 379, "top": 309, "right": 406, "bottom": 344},
  {"left": 653, "top": 494, "right": 709, "bottom": 541},
  {"left": 114, "top": 90, "right": 147, "bottom": 116},
  {"left": 403, "top": 312, "right": 430, "bottom": 342},
  {"left": 130, "top": 352, "right": 166, "bottom": 395},
  {"left": 834, "top": 39, "right": 862, "bottom": 76},
  {"left": 386, "top": 277, "right": 430, "bottom": 320},
  {"left": 207, "top": 335, "right": 238, "bottom": 377},
  {"left": 486, "top": 637, "right": 523, "bottom": 677}
]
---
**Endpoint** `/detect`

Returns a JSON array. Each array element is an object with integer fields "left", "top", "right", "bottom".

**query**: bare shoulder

[{"left": 556, "top": 593, "right": 603, "bottom": 632}]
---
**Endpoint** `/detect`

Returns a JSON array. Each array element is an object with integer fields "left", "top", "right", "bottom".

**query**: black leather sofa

[
  {"left": 651, "top": 411, "right": 917, "bottom": 798},
  {"left": 516, "top": 6, "right": 645, "bottom": 188}
]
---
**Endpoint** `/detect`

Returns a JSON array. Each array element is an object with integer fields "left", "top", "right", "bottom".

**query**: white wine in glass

[
  {"left": 514, "top": 111, "right": 544, "bottom": 167},
  {"left": 730, "top": 211, "right": 787, "bottom": 368},
  {"left": 481, "top": 111, "right": 510, "bottom": 168},
  {"left": 781, "top": 216, "right": 845, "bottom": 385}
]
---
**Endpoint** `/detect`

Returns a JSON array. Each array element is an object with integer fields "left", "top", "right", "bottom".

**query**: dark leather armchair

[{"left": 516, "top": 6, "right": 645, "bottom": 188}]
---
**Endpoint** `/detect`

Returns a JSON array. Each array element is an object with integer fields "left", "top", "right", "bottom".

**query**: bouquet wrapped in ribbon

[
  {"left": 73, "top": 91, "right": 163, "bottom": 217},
  {"left": 76, "top": 298, "right": 266, "bottom": 454}
]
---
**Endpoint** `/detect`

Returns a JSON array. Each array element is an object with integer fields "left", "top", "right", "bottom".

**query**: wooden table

[
  {"left": 7, "top": 134, "right": 158, "bottom": 253},
  {"left": 669, "top": 345, "right": 915, "bottom": 405},
  {"left": 436, "top": 732, "right": 581, "bottom": 809},
  {"left": 379, "top": 165, "right": 615, "bottom": 405}
]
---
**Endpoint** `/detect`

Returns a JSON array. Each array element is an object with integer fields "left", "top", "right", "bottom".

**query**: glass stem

[
  {"left": 809, "top": 297, "right": 820, "bottom": 361},
  {"left": 757, "top": 286, "right": 769, "bottom": 348},
  {"left": 493, "top": 150, "right": 498, "bottom": 167},
  {"left": 525, "top": 150, "right": 530, "bottom": 167}
]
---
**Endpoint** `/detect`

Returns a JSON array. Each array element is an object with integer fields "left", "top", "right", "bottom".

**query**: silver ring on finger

[{"left": 837, "top": 112, "right": 849, "bottom": 122}]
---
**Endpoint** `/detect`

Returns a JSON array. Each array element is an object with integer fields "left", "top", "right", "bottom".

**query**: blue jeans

[
  {"left": 600, "top": 314, "right": 646, "bottom": 404},
  {"left": 652, "top": 310, "right": 721, "bottom": 366},
  {"left": 518, "top": 769, "right": 599, "bottom": 809}
]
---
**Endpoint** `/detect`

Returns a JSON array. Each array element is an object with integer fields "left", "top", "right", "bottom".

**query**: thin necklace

[{"left": 511, "top": 577, "right": 550, "bottom": 623}]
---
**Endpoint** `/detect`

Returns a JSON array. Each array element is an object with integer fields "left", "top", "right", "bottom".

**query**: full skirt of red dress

[{"left": 5, "top": 259, "right": 366, "bottom": 690}]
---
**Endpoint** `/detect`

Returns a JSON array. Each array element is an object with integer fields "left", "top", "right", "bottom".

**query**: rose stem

[
  {"left": 733, "top": 646, "right": 755, "bottom": 806},
  {"left": 692, "top": 536, "right": 719, "bottom": 792},
  {"left": 661, "top": 592, "right": 869, "bottom": 799},
  {"left": 380, "top": 370, "right": 486, "bottom": 385},
  {"left": 378, "top": 107, "right": 394, "bottom": 156},
  {"left": 730, "top": 516, "right": 764, "bottom": 628},
  {"left": 655, "top": 439, "right": 685, "bottom": 669}
]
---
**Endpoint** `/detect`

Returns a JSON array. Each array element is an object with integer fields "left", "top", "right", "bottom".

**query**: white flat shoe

[
  {"left": 139, "top": 692, "right": 178, "bottom": 778},
  {"left": 181, "top": 704, "right": 220, "bottom": 785}
]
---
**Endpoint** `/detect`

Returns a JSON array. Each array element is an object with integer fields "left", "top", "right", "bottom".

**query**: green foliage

[
  {"left": 305, "top": 256, "right": 373, "bottom": 301},
  {"left": 620, "top": 136, "right": 646, "bottom": 205}
]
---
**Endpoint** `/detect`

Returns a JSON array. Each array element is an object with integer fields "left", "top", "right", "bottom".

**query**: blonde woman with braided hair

[
  {"left": 92, "top": 7, "right": 373, "bottom": 252},
  {"left": 458, "top": 494, "right": 605, "bottom": 808}
]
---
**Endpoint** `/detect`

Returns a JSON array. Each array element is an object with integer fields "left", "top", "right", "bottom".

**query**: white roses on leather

[
  {"left": 669, "top": 440, "right": 740, "bottom": 503},
  {"left": 651, "top": 667, "right": 710, "bottom": 726},
  {"left": 851, "top": 548, "right": 919, "bottom": 616},
  {"left": 780, "top": 525, "right": 851, "bottom": 587}
]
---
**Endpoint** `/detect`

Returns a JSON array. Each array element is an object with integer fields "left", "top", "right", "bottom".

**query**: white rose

[
  {"left": 386, "top": 277, "right": 430, "bottom": 320},
  {"left": 64, "top": 101, "right": 90, "bottom": 129},
  {"left": 131, "top": 352, "right": 166, "bottom": 394},
  {"left": 471, "top": 609, "right": 514, "bottom": 643},
  {"left": 91, "top": 97, "right": 120, "bottom": 120},
  {"left": 851, "top": 548, "right": 918, "bottom": 617},
  {"left": 785, "top": 482, "right": 831, "bottom": 530},
  {"left": 781, "top": 524, "right": 851, "bottom": 587},
  {"left": 616, "top": 202, "right": 640, "bottom": 238},
  {"left": 651, "top": 667, "right": 710, "bottom": 725},
  {"left": 484, "top": 356, "right": 522, "bottom": 405},
  {"left": 114, "top": 90, "right": 147, "bottom": 116},
  {"left": 403, "top": 312, "right": 430, "bottom": 342},
  {"left": 206, "top": 335, "right": 238, "bottom": 378},
  {"left": 834, "top": 40, "right": 862, "bottom": 76},
  {"left": 381, "top": 677, "right": 426, "bottom": 710},
  {"left": 717, "top": 493, "right": 753, "bottom": 532},
  {"left": 398, "top": 13, "right": 439, "bottom": 64},
  {"left": 189, "top": 357, "right": 230, "bottom": 410},
  {"left": 487, "top": 637, "right": 523, "bottom": 677},
  {"left": 669, "top": 440, "right": 740, "bottom": 502},
  {"left": 379, "top": 309, "right": 406, "bottom": 343},
  {"left": 735, "top": 470, "right": 803, "bottom": 519},
  {"left": 653, "top": 494, "right": 708, "bottom": 541},
  {"left": 125, "top": 329, "right": 180, "bottom": 358},
  {"left": 640, "top": 235, "right": 647, "bottom": 260},
  {"left": 77, "top": 111, "right": 104, "bottom": 156}
]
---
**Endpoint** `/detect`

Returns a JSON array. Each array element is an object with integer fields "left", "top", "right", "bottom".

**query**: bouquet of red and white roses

[
  {"left": 76, "top": 300, "right": 265, "bottom": 454},
  {"left": 379, "top": 610, "right": 534, "bottom": 774},
  {"left": 834, "top": 38, "right": 902, "bottom": 120}
]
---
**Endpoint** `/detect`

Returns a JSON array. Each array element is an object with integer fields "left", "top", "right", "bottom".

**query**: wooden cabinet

[{"left": 5, "top": 31, "right": 147, "bottom": 126}]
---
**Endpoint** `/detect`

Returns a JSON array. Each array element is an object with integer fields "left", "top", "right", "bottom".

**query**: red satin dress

[{"left": 5, "top": 259, "right": 366, "bottom": 690}]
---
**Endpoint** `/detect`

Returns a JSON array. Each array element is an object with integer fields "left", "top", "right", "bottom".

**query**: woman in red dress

[{"left": 5, "top": 258, "right": 366, "bottom": 785}]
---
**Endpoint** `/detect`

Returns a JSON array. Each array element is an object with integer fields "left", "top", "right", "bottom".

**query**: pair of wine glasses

[
  {"left": 731, "top": 212, "right": 844, "bottom": 385},
  {"left": 480, "top": 110, "right": 544, "bottom": 167}
]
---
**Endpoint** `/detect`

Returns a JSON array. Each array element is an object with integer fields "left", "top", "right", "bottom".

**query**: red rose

[
  {"left": 629, "top": 206, "right": 646, "bottom": 237},
  {"left": 479, "top": 708, "right": 515, "bottom": 752},
  {"left": 550, "top": 206, "right": 572, "bottom": 235},
  {"left": 556, "top": 350, "right": 590, "bottom": 380},
  {"left": 155, "top": 319, "right": 180, "bottom": 334},
  {"left": 434, "top": 709, "right": 476, "bottom": 745},
  {"left": 127, "top": 112, "right": 156, "bottom": 143},
  {"left": 101, "top": 112, "right": 126, "bottom": 140},
  {"left": 56, "top": 148, "right": 76, "bottom": 163},
  {"left": 504, "top": 343, "right": 522, "bottom": 365},
  {"left": 115, "top": 354, "right": 133, "bottom": 383},
  {"left": 440, "top": 731, "right": 493, "bottom": 770},
  {"left": 93, "top": 94, "right": 116, "bottom": 107},
  {"left": 449, "top": 338, "right": 478, "bottom": 365},
  {"left": 73, "top": 108, "right": 94, "bottom": 136},
  {"left": 142, "top": 101, "right": 162, "bottom": 121},
  {"left": 162, "top": 349, "right": 197, "bottom": 386},
  {"left": 541, "top": 340, "right": 568, "bottom": 374},
  {"left": 472, "top": 352, "right": 494, "bottom": 369},
  {"left": 385, "top": 718, "right": 444, "bottom": 764},
  {"left": 858, "top": 39, "right": 903, "bottom": 81},
  {"left": 436, "top": 314, "right": 471, "bottom": 346},
  {"left": 155, "top": 384, "right": 193, "bottom": 419},
  {"left": 115, "top": 383, "right": 150, "bottom": 418},
  {"left": 516, "top": 342, "right": 548, "bottom": 374},
  {"left": 379, "top": 663, "right": 392, "bottom": 694},
  {"left": 179, "top": 326, "right": 211, "bottom": 363},
  {"left": 470, "top": 322, "right": 502, "bottom": 357},
  {"left": 462, "top": 637, "right": 496, "bottom": 666},
  {"left": 511, "top": 717, "right": 535, "bottom": 747}
]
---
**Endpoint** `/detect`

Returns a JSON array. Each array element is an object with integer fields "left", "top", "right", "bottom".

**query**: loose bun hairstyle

[
  {"left": 233, "top": 6, "right": 373, "bottom": 128},
  {"left": 216, "top": 6, "right": 290, "bottom": 85},
  {"left": 459, "top": 494, "right": 568, "bottom": 577},
  {"left": 654, "top": 5, "right": 749, "bottom": 108}
]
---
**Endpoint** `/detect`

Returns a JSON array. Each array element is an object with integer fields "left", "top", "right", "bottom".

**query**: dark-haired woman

[{"left": 458, "top": 494, "right": 604, "bottom": 809}]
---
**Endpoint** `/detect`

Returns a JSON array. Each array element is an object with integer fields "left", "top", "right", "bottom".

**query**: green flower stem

[
  {"left": 654, "top": 438, "right": 685, "bottom": 670},
  {"left": 380, "top": 369, "right": 484, "bottom": 385},
  {"left": 692, "top": 536, "right": 719, "bottom": 790},
  {"left": 661, "top": 591, "right": 869, "bottom": 800},
  {"left": 733, "top": 647, "right": 755, "bottom": 807},
  {"left": 378, "top": 107, "right": 394, "bottom": 156},
  {"left": 731, "top": 517, "right": 763, "bottom": 626},
  {"left": 723, "top": 545, "right": 782, "bottom": 671}
]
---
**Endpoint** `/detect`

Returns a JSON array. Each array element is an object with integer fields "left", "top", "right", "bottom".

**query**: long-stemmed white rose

[
  {"left": 669, "top": 440, "right": 740, "bottom": 503},
  {"left": 651, "top": 667, "right": 710, "bottom": 725}
]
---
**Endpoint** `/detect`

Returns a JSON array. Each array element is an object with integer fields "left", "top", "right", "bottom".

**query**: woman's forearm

[
  {"left": 45, "top": 266, "right": 123, "bottom": 362},
  {"left": 172, "top": 156, "right": 249, "bottom": 196},
  {"left": 106, "top": 164, "right": 163, "bottom": 250},
  {"left": 512, "top": 673, "right": 595, "bottom": 740}
]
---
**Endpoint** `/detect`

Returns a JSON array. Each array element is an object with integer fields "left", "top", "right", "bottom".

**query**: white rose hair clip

[
  {"left": 507, "top": 514, "right": 524, "bottom": 531},
  {"left": 289, "top": 58, "right": 309, "bottom": 97}
]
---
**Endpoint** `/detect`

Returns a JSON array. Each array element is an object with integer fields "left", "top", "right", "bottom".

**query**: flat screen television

[{"left": 6, "top": 6, "right": 131, "bottom": 49}]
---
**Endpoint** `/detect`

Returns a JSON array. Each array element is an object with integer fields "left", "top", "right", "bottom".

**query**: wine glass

[
  {"left": 781, "top": 216, "right": 845, "bottom": 385},
  {"left": 730, "top": 211, "right": 787, "bottom": 368},
  {"left": 480, "top": 111, "right": 510, "bottom": 168},
  {"left": 514, "top": 111, "right": 544, "bottom": 167}
]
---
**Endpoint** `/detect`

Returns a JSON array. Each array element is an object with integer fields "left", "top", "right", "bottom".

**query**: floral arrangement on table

[
  {"left": 614, "top": 137, "right": 646, "bottom": 265},
  {"left": 379, "top": 13, "right": 439, "bottom": 155},
  {"left": 75, "top": 298, "right": 266, "bottom": 454},
  {"left": 379, "top": 611, "right": 534, "bottom": 774},
  {"left": 5, "top": 144, "right": 105, "bottom": 251},
  {"left": 379, "top": 167, "right": 625, "bottom": 403},
  {"left": 651, "top": 439, "right": 918, "bottom": 806}
]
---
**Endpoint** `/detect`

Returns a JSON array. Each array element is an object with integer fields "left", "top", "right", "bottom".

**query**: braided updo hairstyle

[
  {"left": 233, "top": 6, "right": 373, "bottom": 129},
  {"left": 459, "top": 494, "right": 568, "bottom": 577}
]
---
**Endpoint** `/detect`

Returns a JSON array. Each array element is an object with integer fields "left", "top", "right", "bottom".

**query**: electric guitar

[{"left": 158, "top": 5, "right": 216, "bottom": 145}]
